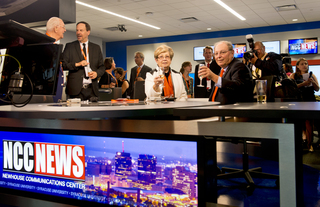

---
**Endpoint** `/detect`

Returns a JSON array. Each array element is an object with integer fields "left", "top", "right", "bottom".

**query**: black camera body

[{"left": 243, "top": 34, "right": 257, "bottom": 61}]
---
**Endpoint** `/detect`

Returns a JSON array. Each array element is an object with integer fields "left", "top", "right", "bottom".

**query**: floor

[{"left": 216, "top": 137, "right": 320, "bottom": 207}]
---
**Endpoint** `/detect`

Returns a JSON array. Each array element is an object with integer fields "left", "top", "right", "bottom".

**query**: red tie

[{"left": 211, "top": 68, "right": 225, "bottom": 102}]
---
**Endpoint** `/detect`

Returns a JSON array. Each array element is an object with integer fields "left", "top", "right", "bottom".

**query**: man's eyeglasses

[{"left": 214, "top": 50, "right": 230, "bottom": 56}]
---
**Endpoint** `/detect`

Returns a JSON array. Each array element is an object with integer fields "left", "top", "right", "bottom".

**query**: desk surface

[
  {"left": 0, "top": 100, "right": 218, "bottom": 119},
  {"left": 174, "top": 102, "right": 320, "bottom": 119}
]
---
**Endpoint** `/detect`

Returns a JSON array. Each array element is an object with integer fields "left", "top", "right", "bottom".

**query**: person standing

[
  {"left": 99, "top": 57, "right": 117, "bottom": 89},
  {"left": 289, "top": 58, "right": 319, "bottom": 151},
  {"left": 128, "top": 51, "right": 152, "bottom": 98},
  {"left": 46, "top": 17, "right": 66, "bottom": 102},
  {"left": 180, "top": 61, "right": 194, "bottom": 98},
  {"left": 199, "top": 41, "right": 253, "bottom": 105},
  {"left": 62, "top": 21, "right": 105, "bottom": 101},
  {"left": 194, "top": 46, "right": 221, "bottom": 98}
]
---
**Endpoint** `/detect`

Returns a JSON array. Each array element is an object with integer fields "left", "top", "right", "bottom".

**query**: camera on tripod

[{"left": 243, "top": 34, "right": 258, "bottom": 61}]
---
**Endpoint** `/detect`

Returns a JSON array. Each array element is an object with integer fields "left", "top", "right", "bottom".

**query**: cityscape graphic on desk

[{"left": 0, "top": 131, "right": 198, "bottom": 207}]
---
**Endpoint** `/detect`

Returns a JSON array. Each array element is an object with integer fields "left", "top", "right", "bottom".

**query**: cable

[{"left": 0, "top": 54, "right": 33, "bottom": 107}]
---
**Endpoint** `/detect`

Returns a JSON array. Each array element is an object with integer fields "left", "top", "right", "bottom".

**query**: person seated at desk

[
  {"left": 114, "top": 67, "right": 129, "bottom": 98},
  {"left": 289, "top": 58, "right": 319, "bottom": 151},
  {"left": 198, "top": 40, "right": 253, "bottom": 105},
  {"left": 99, "top": 57, "right": 117, "bottom": 89},
  {"left": 145, "top": 45, "right": 187, "bottom": 101}
]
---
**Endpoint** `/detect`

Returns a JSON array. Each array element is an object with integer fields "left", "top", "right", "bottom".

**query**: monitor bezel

[{"left": 0, "top": 126, "right": 207, "bottom": 207}]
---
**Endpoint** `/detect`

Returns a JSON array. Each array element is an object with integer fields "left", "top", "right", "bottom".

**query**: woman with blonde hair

[
  {"left": 180, "top": 61, "right": 194, "bottom": 98},
  {"left": 145, "top": 45, "right": 187, "bottom": 101}
]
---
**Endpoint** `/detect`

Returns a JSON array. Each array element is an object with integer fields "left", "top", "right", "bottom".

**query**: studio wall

[{"left": 125, "top": 28, "right": 320, "bottom": 78}]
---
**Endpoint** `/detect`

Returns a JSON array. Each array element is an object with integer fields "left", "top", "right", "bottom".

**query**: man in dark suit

[
  {"left": 62, "top": 21, "right": 105, "bottom": 101},
  {"left": 194, "top": 46, "right": 221, "bottom": 98},
  {"left": 128, "top": 51, "right": 152, "bottom": 98},
  {"left": 199, "top": 41, "right": 253, "bottom": 105}
]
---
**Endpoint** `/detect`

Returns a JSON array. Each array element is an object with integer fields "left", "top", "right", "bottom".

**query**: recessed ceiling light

[
  {"left": 138, "top": 35, "right": 143, "bottom": 37},
  {"left": 207, "top": 28, "right": 212, "bottom": 30},
  {"left": 292, "top": 19, "right": 298, "bottom": 21},
  {"left": 214, "top": 0, "right": 246, "bottom": 21},
  {"left": 76, "top": 1, "right": 160, "bottom": 30}
]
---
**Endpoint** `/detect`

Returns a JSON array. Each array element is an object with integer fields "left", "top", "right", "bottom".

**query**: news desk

[{"left": 0, "top": 100, "right": 314, "bottom": 207}]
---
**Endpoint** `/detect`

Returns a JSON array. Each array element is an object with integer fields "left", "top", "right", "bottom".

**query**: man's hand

[
  {"left": 198, "top": 65, "right": 219, "bottom": 83},
  {"left": 75, "top": 60, "right": 89, "bottom": 67},
  {"left": 249, "top": 53, "right": 258, "bottom": 65},
  {"left": 137, "top": 77, "right": 144, "bottom": 81},
  {"left": 88, "top": 71, "right": 97, "bottom": 79}
]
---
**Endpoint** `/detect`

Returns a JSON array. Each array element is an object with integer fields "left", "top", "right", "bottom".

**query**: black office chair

[
  {"left": 217, "top": 137, "right": 279, "bottom": 192},
  {"left": 133, "top": 81, "right": 146, "bottom": 101},
  {"left": 217, "top": 76, "right": 279, "bottom": 192}
]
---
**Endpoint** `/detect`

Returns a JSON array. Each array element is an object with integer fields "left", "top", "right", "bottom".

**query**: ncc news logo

[{"left": 3, "top": 140, "right": 85, "bottom": 180}]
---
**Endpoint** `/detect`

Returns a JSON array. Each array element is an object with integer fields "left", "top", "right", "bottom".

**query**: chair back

[
  {"left": 133, "top": 81, "right": 146, "bottom": 100},
  {"left": 99, "top": 87, "right": 122, "bottom": 101}
]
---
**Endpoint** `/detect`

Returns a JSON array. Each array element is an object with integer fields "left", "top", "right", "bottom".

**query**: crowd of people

[{"left": 49, "top": 17, "right": 319, "bottom": 152}]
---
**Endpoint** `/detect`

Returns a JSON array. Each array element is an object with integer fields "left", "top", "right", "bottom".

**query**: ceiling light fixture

[
  {"left": 207, "top": 28, "right": 212, "bottom": 30},
  {"left": 76, "top": 1, "right": 161, "bottom": 30},
  {"left": 292, "top": 19, "right": 298, "bottom": 22},
  {"left": 214, "top": 0, "right": 246, "bottom": 21}
]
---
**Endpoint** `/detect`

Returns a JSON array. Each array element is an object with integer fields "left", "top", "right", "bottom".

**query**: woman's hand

[{"left": 153, "top": 76, "right": 164, "bottom": 92}]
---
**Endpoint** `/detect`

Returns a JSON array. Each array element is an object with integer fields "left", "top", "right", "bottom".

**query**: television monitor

[
  {"left": 193, "top": 46, "right": 214, "bottom": 61},
  {"left": 262, "top": 40, "right": 281, "bottom": 54},
  {"left": 233, "top": 43, "right": 246, "bottom": 58},
  {"left": 0, "top": 44, "right": 63, "bottom": 95},
  {"left": 0, "top": 129, "right": 203, "bottom": 206},
  {"left": 288, "top": 38, "right": 318, "bottom": 55}
]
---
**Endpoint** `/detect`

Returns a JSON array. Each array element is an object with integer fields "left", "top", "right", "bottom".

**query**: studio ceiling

[{"left": 66, "top": 0, "right": 320, "bottom": 42}]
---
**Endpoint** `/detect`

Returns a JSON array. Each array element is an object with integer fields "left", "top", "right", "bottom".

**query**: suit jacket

[
  {"left": 194, "top": 60, "right": 221, "bottom": 98},
  {"left": 209, "top": 58, "right": 253, "bottom": 105},
  {"left": 62, "top": 40, "right": 105, "bottom": 96},
  {"left": 145, "top": 67, "right": 187, "bottom": 101},
  {"left": 128, "top": 64, "right": 152, "bottom": 98}
]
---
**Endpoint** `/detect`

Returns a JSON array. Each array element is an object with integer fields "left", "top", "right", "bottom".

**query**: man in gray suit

[
  {"left": 128, "top": 51, "right": 152, "bottom": 98},
  {"left": 62, "top": 21, "right": 105, "bottom": 101}
]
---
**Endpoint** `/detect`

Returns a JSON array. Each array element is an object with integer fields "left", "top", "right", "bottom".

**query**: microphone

[{"left": 309, "top": 71, "right": 313, "bottom": 78}]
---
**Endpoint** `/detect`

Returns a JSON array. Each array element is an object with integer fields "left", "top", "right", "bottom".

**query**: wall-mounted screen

[
  {"left": 0, "top": 131, "right": 199, "bottom": 206},
  {"left": 233, "top": 43, "right": 246, "bottom": 58},
  {"left": 288, "top": 38, "right": 318, "bottom": 55},
  {"left": 193, "top": 46, "right": 214, "bottom": 61},
  {"left": 262, "top": 40, "right": 281, "bottom": 54}
]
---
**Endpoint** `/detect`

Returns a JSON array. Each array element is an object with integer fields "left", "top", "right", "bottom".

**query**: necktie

[
  {"left": 82, "top": 43, "right": 89, "bottom": 79},
  {"left": 136, "top": 66, "right": 141, "bottom": 79},
  {"left": 82, "top": 43, "right": 87, "bottom": 58},
  {"left": 211, "top": 68, "right": 225, "bottom": 102}
]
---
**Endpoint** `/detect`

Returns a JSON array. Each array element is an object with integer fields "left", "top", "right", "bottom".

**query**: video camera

[{"left": 243, "top": 34, "right": 258, "bottom": 61}]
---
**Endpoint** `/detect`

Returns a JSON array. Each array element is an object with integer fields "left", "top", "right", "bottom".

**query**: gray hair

[
  {"left": 135, "top": 51, "right": 145, "bottom": 60},
  {"left": 46, "top": 17, "right": 62, "bottom": 32},
  {"left": 214, "top": 41, "right": 233, "bottom": 52}
]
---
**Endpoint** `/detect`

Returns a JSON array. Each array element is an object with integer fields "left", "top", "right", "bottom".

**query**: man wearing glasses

[
  {"left": 249, "top": 41, "right": 285, "bottom": 79},
  {"left": 198, "top": 41, "right": 253, "bottom": 105}
]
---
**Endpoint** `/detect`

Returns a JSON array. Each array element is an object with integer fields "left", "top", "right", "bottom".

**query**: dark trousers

[{"left": 69, "top": 84, "right": 97, "bottom": 101}]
